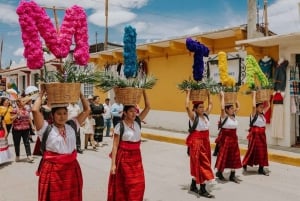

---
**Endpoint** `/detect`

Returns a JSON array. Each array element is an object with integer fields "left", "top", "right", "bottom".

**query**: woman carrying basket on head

[
  {"left": 107, "top": 90, "right": 150, "bottom": 201},
  {"left": 242, "top": 91, "right": 270, "bottom": 176},
  {"left": 215, "top": 91, "right": 242, "bottom": 183},
  {"left": 32, "top": 89, "right": 90, "bottom": 201},
  {"left": 185, "top": 89, "right": 215, "bottom": 198}
]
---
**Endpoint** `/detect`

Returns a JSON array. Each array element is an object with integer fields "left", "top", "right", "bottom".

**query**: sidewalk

[{"left": 141, "top": 127, "right": 300, "bottom": 167}]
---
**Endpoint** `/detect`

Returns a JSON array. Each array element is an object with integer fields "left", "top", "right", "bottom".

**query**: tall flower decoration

[
  {"left": 245, "top": 55, "right": 269, "bottom": 89},
  {"left": 218, "top": 51, "right": 236, "bottom": 87},
  {"left": 123, "top": 25, "right": 137, "bottom": 78},
  {"left": 185, "top": 38, "right": 209, "bottom": 81},
  {"left": 16, "top": 1, "right": 89, "bottom": 69}
]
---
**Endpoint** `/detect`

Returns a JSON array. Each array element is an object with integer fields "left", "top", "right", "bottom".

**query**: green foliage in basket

[
  {"left": 177, "top": 78, "right": 220, "bottom": 94},
  {"left": 41, "top": 61, "right": 101, "bottom": 84},
  {"left": 96, "top": 71, "right": 157, "bottom": 92},
  {"left": 244, "top": 78, "right": 273, "bottom": 94},
  {"left": 221, "top": 85, "right": 240, "bottom": 92}
]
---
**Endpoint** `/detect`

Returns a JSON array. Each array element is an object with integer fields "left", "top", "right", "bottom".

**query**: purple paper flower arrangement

[{"left": 185, "top": 38, "right": 209, "bottom": 81}]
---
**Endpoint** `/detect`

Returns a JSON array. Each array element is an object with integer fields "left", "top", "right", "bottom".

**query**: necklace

[
  {"left": 124, "top": 120, "right": 134, "bottom": 129},
  {"left": 55, "top": 124, "right": 66, "bottom": 140}
]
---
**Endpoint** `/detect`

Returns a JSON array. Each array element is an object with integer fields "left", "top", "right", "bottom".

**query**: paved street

[{"left": 1, "top": 134, "right": 300, "bottom": 201}]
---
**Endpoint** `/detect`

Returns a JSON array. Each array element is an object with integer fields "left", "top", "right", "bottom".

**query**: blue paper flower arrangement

[{"left": 123, "top": 25, "right": 137, "bottom": 78}]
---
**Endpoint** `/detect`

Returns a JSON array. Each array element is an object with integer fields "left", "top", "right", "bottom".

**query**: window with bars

[{"left": 83, "top": 83, "right": 94, "bottom": 98}]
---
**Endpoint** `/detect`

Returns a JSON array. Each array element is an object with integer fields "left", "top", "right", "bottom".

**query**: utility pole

[
  {"left": 41, "top": 6, "right": 66, "bottom": 74},
  {"left": 264, "top": 0, "right": 269, "bottom": 36},
  {"left": 95, "top": 32, "right": 98, "bottom": 52},
  {"left": 104, "top": 0, "right": 108, "bottom": 50}
]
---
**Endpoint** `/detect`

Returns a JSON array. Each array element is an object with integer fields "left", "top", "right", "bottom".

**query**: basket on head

[
  {"left": 189, "top": 89, "right": 208, "bottom": 102},
  {"left": 224, "top": 92, "right": 237, "bottom": 105},
  {"left": 114, "top": 87, "right": 143, "bottom": 105},
  {"left": 256, "top": 89, "right": 270, "bottom": 103},
  {"left": 44, "top": 83, "right": 81, "bottom": 104}
]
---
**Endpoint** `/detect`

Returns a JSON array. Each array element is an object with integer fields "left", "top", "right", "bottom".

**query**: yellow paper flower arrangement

[{"left": 218, "top": 51, "right": 236, "bottom": 87}]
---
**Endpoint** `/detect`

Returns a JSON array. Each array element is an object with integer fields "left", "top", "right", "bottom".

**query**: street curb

[{"left": 141, "top": 133, "right": 300, "bottom": 167}]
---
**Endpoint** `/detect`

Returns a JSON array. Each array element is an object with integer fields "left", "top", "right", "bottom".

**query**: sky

[{"left": 0, "top": 0, "right": 300, "bottom": 68}]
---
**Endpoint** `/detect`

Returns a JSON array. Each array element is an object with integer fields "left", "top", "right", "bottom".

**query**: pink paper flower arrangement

[{"left": 16, "top": 1, "right": 89, "bottom": 69}]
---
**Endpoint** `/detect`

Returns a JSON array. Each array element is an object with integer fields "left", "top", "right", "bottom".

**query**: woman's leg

[
  {"left": 21, "top": 129, "right": 33, "bottom": 162},
  {"left": 84, "top": 134, "right": 89, "bottom": 149},
  {"left": 12, "top": 129, "right": 22, "bottom": 160}
]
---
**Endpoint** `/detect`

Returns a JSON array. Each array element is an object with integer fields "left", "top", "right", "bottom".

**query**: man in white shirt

[
  {"left": 103, "top": 98, "right": 112, "bottom": 137},
  {"left": 67, "top": 102, "right": 83, "bottom": 153},
  {"left": 111, "top": 98, "right": 124, "bottom": 127}
]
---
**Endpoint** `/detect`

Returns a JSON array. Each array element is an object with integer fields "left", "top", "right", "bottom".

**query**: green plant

[
  {"left": 177, "top": 78, "right": 220, "bottom": 94},
  {"left": 41, "top": 61, "right": 101, "bottom": 84},
  {"left": 221, "top": 85, "right": 240, "bottom": 92},
  {"left": 244, "top": 78, "right": 273, "bottom": 95},
  {"left": 96, "top": 71, "right": 157, "bottom": 92}
]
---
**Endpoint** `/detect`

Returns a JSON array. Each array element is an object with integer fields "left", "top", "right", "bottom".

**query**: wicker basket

[
  {"left": 224, "top": 92, "right": 237, "bottom": 105},
  {"left": 189, "top": 89, "right": 208, "bottom": 102},
  {"left": 114, "top": 87, "right": 143, "bottom": 105},
  {"left": 44, "top": 83, "right": 81, "bottom": 104},
  {"left": 256, "top": 89, "right": 270, "bottom": 103}
]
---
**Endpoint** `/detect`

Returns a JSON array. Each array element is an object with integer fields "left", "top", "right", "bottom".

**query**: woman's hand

[
  {"left": 220, "top": 91, "right": 224, "bottom": 97},
  {"left": 110, "top": 164, "right": 117, "bottom": 175}
]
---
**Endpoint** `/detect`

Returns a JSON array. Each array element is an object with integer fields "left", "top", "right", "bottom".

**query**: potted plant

[
  {"left": 180, "top": 38, "right": 212, "bottom": 101},
  {"left": 177, "top": 78, "right": 219, "bottom": 101},
  {"left": 96, "top": 25, "right": 157, "bottom": 105},
  {"left": 16, "top": 1, "right": 91, "bottom": 106},
  {"left": 245, "top": 55, "right": 272, "bottom": 102},
  {"left": 217, "top": 51, "right": 239, "bottom": 105},
  {"left": 40, "top": 60, "right": 101, "bottom": 104}
]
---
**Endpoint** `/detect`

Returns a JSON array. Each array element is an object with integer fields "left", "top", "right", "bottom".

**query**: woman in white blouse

[
  {"left": 32, "top": 90, "right": 90, "bottom": 201},
  {"left": 215, "top": 91, "right": 242, "bottom": 183},
  {"left": 185, "top": 90, "right": 215, "bottom": 198},
  {"left": 242, "top": 91, "right": 270, "bottom": 176},
  {"left": 107, "top": 90, "right": 150, "bottom": 201}
]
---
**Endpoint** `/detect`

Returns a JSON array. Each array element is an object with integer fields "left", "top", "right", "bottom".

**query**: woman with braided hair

[
  {"left": 215, "top": 91, "right": 242, "bottom": 183},
  {"left": 242, "top": 91, "right": 270, "bottom": 176},
  {"left": 185, "top": 90, "right": 214, "bottom": 198}
]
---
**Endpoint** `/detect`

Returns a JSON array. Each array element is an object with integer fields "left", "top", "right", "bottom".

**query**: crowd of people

[{"left": 0, "top": 88, "right": 271, "bottom": 201}]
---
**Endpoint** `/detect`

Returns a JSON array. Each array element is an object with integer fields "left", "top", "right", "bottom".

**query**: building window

[
  {"left": 83, "top": 83, "right": 94, "bottom": 98},
  {"left": 33, "top": 73, "right": 39, "bottom": 87}
]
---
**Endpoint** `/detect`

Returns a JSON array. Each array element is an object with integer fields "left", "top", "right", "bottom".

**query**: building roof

[{"left": 236, "top": 31, "right": 300, "bottom": 47}]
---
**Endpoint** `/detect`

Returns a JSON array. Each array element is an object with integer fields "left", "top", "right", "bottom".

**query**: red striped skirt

[
  {"left": 38, "top": 150, "right": 83, "bottom": 201},
  {"left": 187, "top": 130, "right": 214, "bottom": 184},
  {"left": 107, "top": 141, "right": 144, "bottom": 201},
  {"left": 242, "top": 127, "right": 269, "bottom": 167},
  {"left": 215, "top": 129, "right": 242, "bottom": 171}
]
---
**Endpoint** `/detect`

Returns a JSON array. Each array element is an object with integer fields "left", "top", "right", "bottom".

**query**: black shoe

[
  {"left": 77, "top": 149, "right": 83, "bottom": 154},
  {"left": 258, "top": 167, "right": 269, "bottom": 176},
  {"left": 199, "top": 191, "right": 215, "bottom": 198},
  {"left": 199, "top": 184, "right": 215, "bottom": 198},
  {"left": 229, "top": 171, "right": 240, "bottom": 184},
  {"left": 216, "top": 171, "right": 226, "bottom": 181},
  {"left": 189, "top": 179, "right": 198, "bottom": 194},
  {"left": 242, "top": 165, "right": 247, "bottom": 171}
]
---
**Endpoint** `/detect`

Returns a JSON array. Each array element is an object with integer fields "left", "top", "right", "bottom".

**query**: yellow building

[{"left": 89, "top": 25, "right": 300, "bottom": 147}]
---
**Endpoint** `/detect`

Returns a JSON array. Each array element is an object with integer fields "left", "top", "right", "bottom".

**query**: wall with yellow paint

[{"left": 90, "top": 30, "right": 279, "bottom": 117}]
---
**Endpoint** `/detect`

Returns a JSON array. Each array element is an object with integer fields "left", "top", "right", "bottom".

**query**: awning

[{"left": 236, "top": 32, "right": 300, "bottom": 47}]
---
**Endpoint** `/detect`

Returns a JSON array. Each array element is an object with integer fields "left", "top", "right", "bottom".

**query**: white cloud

[
  {"left": 13, "top": 47, "right": 24, "bottom": 57},
  {"left": 89, "top": 8, "right": 136, "bottom": 27},
  {"left": 267, "top": 0, "right": 300, "bottom": 34},
  {"left": 0, "top": 3, "right": 18, "bottom": 24}
]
